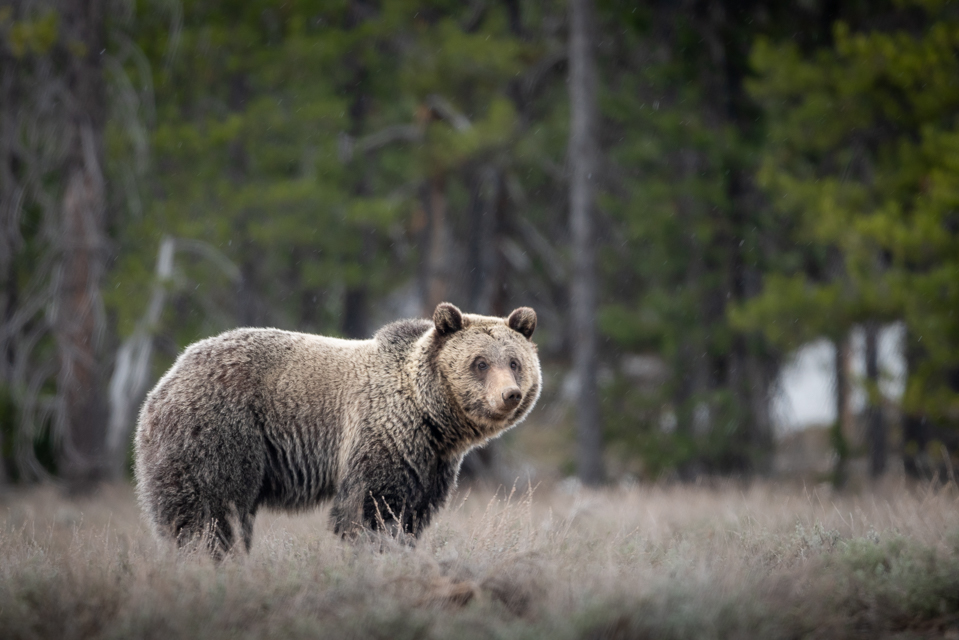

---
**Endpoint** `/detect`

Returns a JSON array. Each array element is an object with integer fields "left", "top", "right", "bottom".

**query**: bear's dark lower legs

[
  {"left": 329, "top": 488, "right": 364, "bottom": 539},
  {"left": 158, "top": 498, "right": 254, "bottom": 560},
  {"left": 240, "top": 509, "right": 256, "bottom": 552},
  {"left": 329, "top": 482, "right": 429, "bottom": 544},
  {"left": 142, "top": 417, "right": 264, "bottom": 560}
]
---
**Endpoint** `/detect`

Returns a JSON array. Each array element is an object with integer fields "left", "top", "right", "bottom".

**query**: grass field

[{"left": 2, "top": 478, "right": 959, "bottom": 639}]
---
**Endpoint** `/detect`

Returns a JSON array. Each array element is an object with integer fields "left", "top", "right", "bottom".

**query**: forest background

[{"left": 1, "top": 0, "right": 958, "bottom": 493}]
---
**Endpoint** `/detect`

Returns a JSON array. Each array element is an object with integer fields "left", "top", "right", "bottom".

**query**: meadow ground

[{"left": 2, "top": 477, "right": 959, "bottom": 639}]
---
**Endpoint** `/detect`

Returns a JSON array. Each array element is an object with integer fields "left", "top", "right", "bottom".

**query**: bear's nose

[{"left": 501, "top": 386, "right": 522, "bottom": 410}]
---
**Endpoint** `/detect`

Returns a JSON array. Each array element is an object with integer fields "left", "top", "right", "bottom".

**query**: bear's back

[
  {"left": 137, "top": 329, "right": 296, "bottom": 439},
  {"left": 170, "top": 328, "right": 303, "bottom": 391},
  {"left": 373, "top": 318, "right": 432, "bottom": 349}
]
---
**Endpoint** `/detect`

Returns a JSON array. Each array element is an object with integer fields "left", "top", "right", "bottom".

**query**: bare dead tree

[
  {"left": 0, "top": 1, "right": 135, "bottom": 488},
  {"left": 568, "top": 0, "right": 604, "bottom": 485},
  {"left": 0, "top": 12, "right": 21, "bottom": 484},
  {"left": 52, "top": 0, "right": 111, "bottom": 491},
  {"left": 107, "top": 237, "right": 240, "bottom": 477},
  {"left": 1, "top": 2, "right": 82, "bottom": 483},
  {"left": 106, "top": 237, "right": 174, "bottom": 477},
  {"left": 341, "top": 0, "right": 376, "bottom": 340}
]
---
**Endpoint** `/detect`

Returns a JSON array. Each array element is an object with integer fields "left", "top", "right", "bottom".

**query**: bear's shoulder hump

[{"left": 374, "top": 318, "right": 432, "bottom": 346}]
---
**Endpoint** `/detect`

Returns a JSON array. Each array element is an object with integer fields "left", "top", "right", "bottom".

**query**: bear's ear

[
  {"left": 507, "top": 307, "right": 537, "bottom": 340},
  {"left": 433, "top": 302, "right": 464, "bottom": 336}
]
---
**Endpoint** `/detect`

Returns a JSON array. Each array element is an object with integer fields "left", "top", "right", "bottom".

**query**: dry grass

[{"left": 2, "top": 477, "right": 959, "bottom": 639}]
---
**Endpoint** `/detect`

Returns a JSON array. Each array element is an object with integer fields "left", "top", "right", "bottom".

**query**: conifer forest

[
  {"left": 6, "top": 3, "right": 959, "bottom": 639},
  {"left": 2, "top": 0, "right": 959, "bottom": 490}
]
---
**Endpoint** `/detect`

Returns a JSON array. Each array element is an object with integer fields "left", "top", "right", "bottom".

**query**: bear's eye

[
  {"left": 510, "top": 359, "right": 519, "bottom": 371},
  {"left": 476, "top": 360, "right": 488, "bottom": 371}
]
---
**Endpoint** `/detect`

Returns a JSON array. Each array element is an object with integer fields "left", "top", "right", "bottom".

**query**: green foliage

[
  {"left": 1, "top": 8, "right": 59, "bottom": 57},
  {"left": 833, "top": 533, "right": 959, "bottom": 621},
  {"left": 743, "top": 0, "right": 959, "bottom": 427},
  {"left": 106, "top": 0, "right": 541, "bottom": 360},
  {"left": 10, "top": 0, "right": 959, "bottom": 483},
  {"left": 595, "top": 2, "right": 782, "bottom": 475},
  {"left": 112, "top": 1, "right": 392, "bottom": 341},
  {"left": 730, "top": 276, "right": 849, "bottom": 348}
]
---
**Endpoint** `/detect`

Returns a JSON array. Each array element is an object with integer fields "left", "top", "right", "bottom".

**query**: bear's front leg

[
  {"left": 328, "top": 441, "right": 460, "bottom": 544},
  {"left": 329, "top": 479, "right": 365, "bottom": 540},
  {"left": 329, "top": 472, "right": 429, "bottom": 544}
]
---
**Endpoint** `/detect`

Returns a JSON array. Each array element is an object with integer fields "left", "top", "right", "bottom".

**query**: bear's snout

[
  {"left": 485, "top": 367, "right": 523, "bottom": 416},
  {"left": 501, "top": 386, "right": 522, "bottom": 410}
]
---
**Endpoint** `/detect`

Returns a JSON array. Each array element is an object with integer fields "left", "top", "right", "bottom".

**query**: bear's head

[{"left": 431, "top": 302, "right": 541, "bottom": 440}]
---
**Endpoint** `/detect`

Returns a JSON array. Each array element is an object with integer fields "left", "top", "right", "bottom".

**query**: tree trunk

[
  {"left": 568, "top": 0, "right": 603, "bottom": 485},
  {"left": 342, "top": 278, "right": 370, "bottom": 338},
  {"left": 342, "top": 24, "right": 373, "bottom": 339},
  {"left": 746, "top": 353, "right": 775, "bottom": 472},
  {"left": 424, "top": 173, "right": 450, "bottom": 314},
  {"left": 864, "top": 321, "right": 886, "bottom": 477},
  {"left": 55, "top": 0, "right": 109, "bottom": 490},
  {"left": 236, "top": 253, "right": 267, "bottom": 327},
  {"left": 467, "top": 168, "right": 500, "bottom": 316},
  {"left": 0, "top": 27, "right": 19, "bottom": 486},
  {"left": 832, "top": 334, "right": 851, "bottom": 488},
  {"left": 728, "top": 338, "right": 774, "bottom": 474},
  {"left": 460, "top": 167, "right": 509, "bottom": 483}
]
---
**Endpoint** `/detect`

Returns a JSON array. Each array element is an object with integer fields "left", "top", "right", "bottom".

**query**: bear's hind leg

[
  {"left": 171, "top": 501, "right": 254, "bottom": 561},
  {"left": 241, "top": 509, "right": 256, "bottom": 552},
  {"left": 142, "top": 410, "right": 265, "bottom": 559},
  {"left": 330, "top": 486, "right": 364, "bottom": 540}
]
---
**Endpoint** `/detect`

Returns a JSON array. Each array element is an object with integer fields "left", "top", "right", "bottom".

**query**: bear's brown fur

[{"left": 134, "top": 303, "right": 540, "bottom": 557}]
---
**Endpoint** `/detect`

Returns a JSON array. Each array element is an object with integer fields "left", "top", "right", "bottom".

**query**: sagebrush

[{"left": 2, "top": 479, "right": 958, "bottom": 639}]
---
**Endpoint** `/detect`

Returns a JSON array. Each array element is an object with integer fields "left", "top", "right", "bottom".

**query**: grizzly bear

[{"left": 134, "top": 302, "right": 540, "bottom": 557}]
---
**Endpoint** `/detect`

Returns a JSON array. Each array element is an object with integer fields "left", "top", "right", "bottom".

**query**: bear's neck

[{"left": 408, "top": 331, "right": 486, "bottom": 458}]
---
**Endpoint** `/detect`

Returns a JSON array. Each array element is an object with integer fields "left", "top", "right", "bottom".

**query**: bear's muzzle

[
  {"left": 485, "top": 366, "right": 523, "bottom": 418},
  {"left": 501, "top": 386, "right": 522, "bottom": 411}
]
